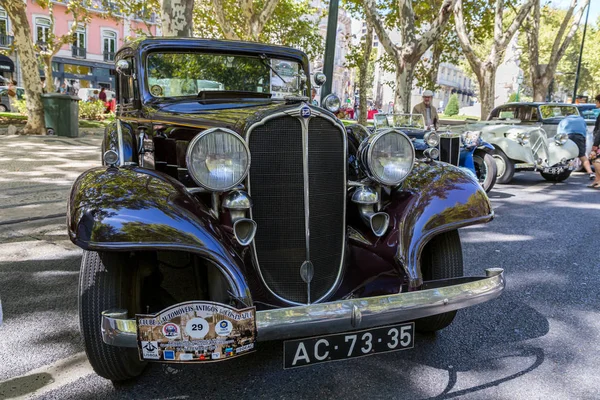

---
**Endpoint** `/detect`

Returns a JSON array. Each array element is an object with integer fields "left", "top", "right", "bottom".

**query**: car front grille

[
  {"left": 529, "top": 129, "right": 549, "bottom": 166},
  {"left": 439, "top": 134, "right": 461, "bottom": 166},
  {"left": 247, "top": 111, "right": 346, "bottom": 304}
]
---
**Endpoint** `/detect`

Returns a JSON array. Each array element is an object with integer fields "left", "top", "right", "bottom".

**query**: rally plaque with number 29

[{"left": 283, "top": 322, "right": 414, "bottom": 369}]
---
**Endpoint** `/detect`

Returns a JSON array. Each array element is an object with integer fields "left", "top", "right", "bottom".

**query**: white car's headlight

[
  {"left": 424, "top": 131, "right": 439, "bottom": 147},
  {"left": 186, "top": 128, "right": 250, "bottom": 191},
  {"left": 360, "top": 129, "right": 415, "bottom": 186},
  {"left": 554, "top": 132, "right": 568, "bottom": 145},
  {"left": 507, "top": 130, "right": 531, "bottom": 145},
  {"left": 518, "top": 131, "right": 531, "bottom": 145}
]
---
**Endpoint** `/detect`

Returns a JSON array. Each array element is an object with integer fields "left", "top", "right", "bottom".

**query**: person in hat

[{"left": 412, "top": 89, "right": 438, "bottom": 130}]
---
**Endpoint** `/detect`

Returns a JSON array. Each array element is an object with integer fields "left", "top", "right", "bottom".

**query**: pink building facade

[{"left": 0, "top": 1, "right": 158, "bottom": 90}]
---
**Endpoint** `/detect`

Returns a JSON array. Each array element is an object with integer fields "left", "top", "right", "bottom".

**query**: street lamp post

[
  {"left": 572, "top": 1, "right": 591, "bottom": 104},
  {"left": 321, "top": 0, "right": 339, "bottom": 99}
]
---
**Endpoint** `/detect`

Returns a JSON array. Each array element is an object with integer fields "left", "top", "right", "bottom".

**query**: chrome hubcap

[{"left": 493, "top": 155, "right": 505, "bottom": 178}]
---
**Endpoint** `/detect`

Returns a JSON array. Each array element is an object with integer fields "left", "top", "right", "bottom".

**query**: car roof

[{"left": 116, "top": 37, "right": 309, "bottom": 65}]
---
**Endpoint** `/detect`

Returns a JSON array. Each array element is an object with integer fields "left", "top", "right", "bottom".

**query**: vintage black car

[{"left": 68, "top": 38, "right": 505, "bottom": 380}]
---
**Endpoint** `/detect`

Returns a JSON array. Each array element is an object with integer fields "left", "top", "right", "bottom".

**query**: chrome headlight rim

[
  {"left": 424, "top": 131, "right": 440, "bottom": 147},
  {"left": 554, "top": 132, "right": 569, "bottom": 146},
  {"left": 518, "top": 131, "right": 531, "bottom": 145},
  {"left": 365, "top": 128, "right": 415, "bottom": 186},
  {"left": 322, "top": 94, "right": 341, "bottom": 113},
  {"left": 185, "top": 127, "right": 251, "bottom": 192}
]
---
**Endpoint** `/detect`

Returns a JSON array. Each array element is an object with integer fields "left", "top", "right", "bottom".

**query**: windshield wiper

[{"left": 259, "top": 54, "right": 287, "bottom": 84}]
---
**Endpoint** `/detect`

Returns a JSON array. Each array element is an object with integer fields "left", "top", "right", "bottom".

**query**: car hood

[{"left": 147, "top": 100, "right": 329, "bottom": 135}]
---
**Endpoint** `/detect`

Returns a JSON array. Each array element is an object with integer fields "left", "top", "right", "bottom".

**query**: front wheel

[
  {"left": 415, "top": 230, "right": 464, "bottom": 333},
  {"left": 492, "top": 147, "right": 515, "bottom": 184},
  {"left": 541, "top": 169, "right": 572, "bottom": 182},
  {"left": 79, "top": 251, "right": 147, "bottom": 381},
  {"left": 473, "top": 151, "right": 497, "bottom": 192}
]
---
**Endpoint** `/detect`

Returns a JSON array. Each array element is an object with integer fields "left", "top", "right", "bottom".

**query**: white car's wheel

[{"left": 492, "top": 148, "right": 515, "bottom": 184}]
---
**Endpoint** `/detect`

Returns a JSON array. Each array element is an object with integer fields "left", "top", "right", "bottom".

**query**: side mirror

[
  {"left": 116, "top": 59, "right": 132, "bottom": 76},
  {"left": 314, "top": 72, "right": 326, "bottom": 87}
]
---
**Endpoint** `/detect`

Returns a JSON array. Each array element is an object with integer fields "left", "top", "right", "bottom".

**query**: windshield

[
  {"left": 539, "top": 105, "right": 579, "bottom": 119},
  {"left": 146, "top": 52, "right": 304, "bottom": 99},
  {"left": 580, "top": 108, "right": 600, "bottom": 120},
  {"left": 374, "top": 114, "right": 425, "bottom": 129}
]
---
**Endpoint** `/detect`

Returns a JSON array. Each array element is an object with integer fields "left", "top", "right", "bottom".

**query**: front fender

[
  {"left": 382, "top": 162, "right": 493, "bottom": 287},
  {"left": 548, "top": 139, "right": 578, "bottom": 166},
  {"left": 67, "top": 167, "right": 251, "bottom": 303},
  {"left": 486, "top": 137, "right": 534, "bottom": 163},
  {"left": 477, "top": 141, "right": 495, "bottom": 154}
]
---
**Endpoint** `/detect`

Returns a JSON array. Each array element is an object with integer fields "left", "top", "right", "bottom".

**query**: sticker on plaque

[{"left": 136, "top": 301, "right": 256, "bottom": 363}]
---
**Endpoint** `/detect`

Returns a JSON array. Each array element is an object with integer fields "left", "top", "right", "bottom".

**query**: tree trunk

[
  {"left": 161, "top": 0, "right": 194, "bottom": 36},
  {"left": 393, "top": 61, "right": 414, "bottom": 113},
  {"left": 427, "top": 42, "right": 443, "bottom": 90},
  {"left": 358, "top": 26, "right": 374, "bottom": 125},
  {"left": 41, "top": 55, "right": 55, "bottom": 93},
  {"left": 532, "top": 79, "right": 548, "bottom": 102},
  {"left": 478, "top": 68, "right": 496, "bottom": 120},
  {"left": 1, "top": 1, "right": 45, "bottom": 134}
]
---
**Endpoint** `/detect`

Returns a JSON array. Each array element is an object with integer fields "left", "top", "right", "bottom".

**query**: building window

[
  {"left": 72, "top": 26, "right": 86, "bottom": 58},
  {"left": 35, "top": 17, "right": 51, "bottom": 44},
  {"left": 0, "top": 7, "right": 10, "bottom": 47},
  {"left": 102, "top": 30, "right": 116, "bottom": 61}
]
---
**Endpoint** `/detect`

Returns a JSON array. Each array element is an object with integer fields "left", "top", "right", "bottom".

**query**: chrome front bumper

[{"left": 101, "top": 268, "right": 505, "bottom": 347}]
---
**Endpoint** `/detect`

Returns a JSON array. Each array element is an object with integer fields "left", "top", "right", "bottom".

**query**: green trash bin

[{"left": 41, "top": 93, "right": 80, "bottom": 137}]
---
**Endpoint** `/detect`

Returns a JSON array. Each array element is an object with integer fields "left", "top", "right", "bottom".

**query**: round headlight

[
  {"left": 554, "top": 132, "right": 568, "bottom": 145},
  {"left": 322, "top": 94, "right": 341, "bottom": 113},
  {"left": 518, "top": 131, "right": 531, "bottom": 145},
  {"left": 361, "top": 129, "right": 415, "bottom": 186},
  {"left": 186, "top": 128, "right": 250, "bottom": 191},
  {"left": 424, "top": 131, "right": 439, "bottom": 147}
]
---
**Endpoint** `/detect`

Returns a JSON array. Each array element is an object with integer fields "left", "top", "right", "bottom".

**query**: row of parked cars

[{"left": 374, "top": 102, "right": 596, "bottom": 193}]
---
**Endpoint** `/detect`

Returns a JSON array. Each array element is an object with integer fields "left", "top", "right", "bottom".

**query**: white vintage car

[{"left": 452, "top": 121, "right": 579, "bottom": 183}]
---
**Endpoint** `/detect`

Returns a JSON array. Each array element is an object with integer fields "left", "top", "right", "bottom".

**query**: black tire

[
  {"left": 79, "top": 251, "right": 146, "bottom": 381},
  {"left": 492, "top": 147, "right": 515, "bottom": 184},
  {"left": 415, "top": 230, "right": 464, "bottom": 333},
  {"left": 0, "top": 104, "right": 7, "bottom": 112},
  {"left": 473, "top": 151, "right": 497, "bottom": 192},
  {"left": 540, "top": 169, "right": 572, "bottom": 182}
]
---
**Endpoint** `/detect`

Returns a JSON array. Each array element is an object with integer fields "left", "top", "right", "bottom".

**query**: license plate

[
  {"left": 283, "top": 322, "right": 414, "bottom": 369},
  {"left": 543, "top": 166, "right": 565, "bottom": 174}
]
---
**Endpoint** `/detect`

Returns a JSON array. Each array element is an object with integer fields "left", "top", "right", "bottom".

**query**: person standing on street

[
  {"left": 412, "top": 90, "right": 439, "bottom": 130},
  {"left": 7, "top": 80, "right": 17, "bottom": 112},
  {"left": 588, "top": 95, "right": 600, "bottom": 188},
  {"left": 557, "top": 114, "right": 594, "bottom": 181}
]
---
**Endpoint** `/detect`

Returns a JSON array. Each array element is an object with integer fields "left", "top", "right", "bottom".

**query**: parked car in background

[
  {"left": 489, "top": 102, "right": 591, "bottom": 174},
  {"left": 68, "top": 38, "right": 504, "bottom": 381},
  {"left": 456, "top": 120, "right": 578, "bottom": 183},
  {"left": 371, "top": 113, "right": 497, "bottom": 192},
  {"left": 0, "top": 86, "right": 25, "bottom": 112}
]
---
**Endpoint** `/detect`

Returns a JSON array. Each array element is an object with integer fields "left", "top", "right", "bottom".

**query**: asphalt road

[{"left": 0, "top": 136, "right": 599, "bottom": 399}]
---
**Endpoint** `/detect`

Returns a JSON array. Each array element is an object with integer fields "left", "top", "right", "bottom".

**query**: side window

[
  {"left": 496, "top": 106, "right": 516, "bottom": 119},
  {"left": 530, "top": 107, "right": 539, "bottom": 122}
]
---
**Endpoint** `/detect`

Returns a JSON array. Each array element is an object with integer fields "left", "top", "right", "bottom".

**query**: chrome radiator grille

[
  {"left": 247, "top": 112, "right": 345, "bottom": 305},
  {"left": 529, "top": 129, "right": 549, "bottom": 166},
  {"left": 439, "top": 134, "right": 461, "bottom": 166}
]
